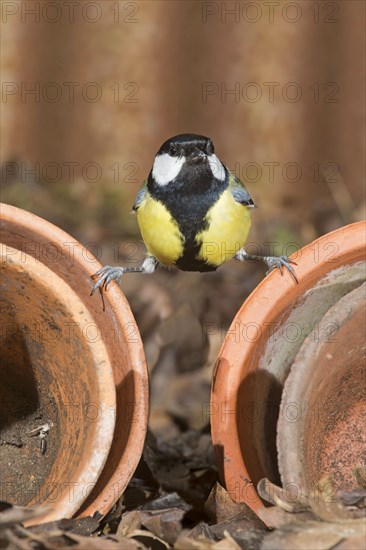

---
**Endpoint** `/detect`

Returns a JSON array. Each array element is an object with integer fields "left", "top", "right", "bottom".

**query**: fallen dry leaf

[
  {"left": 308, "top": 477, "right": 355, "bottom": 522},
  {"left": 257, "top": 478, "right": 307, "bottom": 513},
  {"left": 206, "top": 483, "right": 266, "bottom": 526},
  {"left": 0, "top": 502, "right": 50, "bottom": 528},
  {"left": 116, "top": 510, "right": 142, "bottom": 538},
  {"left": 126, "top": 528, "right": 171, "bottom": 549},
  {"left": 182, "top": 522, "right": 217, "bottom": 542},
  {"left": 141, "top": 507, "right": 186, "bottom": 545},
  {"left": 175, "top": 530, "right": 242, "bottom": 550}
]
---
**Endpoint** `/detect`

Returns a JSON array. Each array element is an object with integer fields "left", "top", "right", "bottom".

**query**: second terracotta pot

[{"left": 210, "top": 222, "right": 366, "bottom": 520}]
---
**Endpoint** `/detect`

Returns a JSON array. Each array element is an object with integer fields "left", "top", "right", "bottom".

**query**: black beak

[{"left": 188, "top": 150, "right": 206, "bottom": 164}]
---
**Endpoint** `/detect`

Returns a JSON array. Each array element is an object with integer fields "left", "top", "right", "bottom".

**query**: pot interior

[
  {"left": 303, "top": 284, "right": 366, "bottom": 491},
  {"left": 0, "top": 244, "right": 115, "bottom": 516},
  {"left": 239, "top": 261, "right": 366, "bottom": 487}
]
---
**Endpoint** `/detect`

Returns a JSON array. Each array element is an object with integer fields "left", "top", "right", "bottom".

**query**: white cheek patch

[
  {"left": 208, "top": 154, "right": 226, "bottom": 181},
  {"left": 152, "top": 153, "right": 186, "bottom": 186}
]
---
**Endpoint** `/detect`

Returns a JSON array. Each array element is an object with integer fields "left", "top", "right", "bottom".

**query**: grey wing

[
  {"left": 132, "top": 181, "right": 148, "bottom": 211},
  {"left": 229, "top": 172, "right": 256, "bottom": 207}
]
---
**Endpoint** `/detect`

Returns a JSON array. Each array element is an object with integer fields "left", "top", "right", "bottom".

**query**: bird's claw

[
  {"left": 90, "top": 265, "right": 126, "bottom": 295},
  {"left": 265, "top": 256, "right": 298, "bottom": 284}
]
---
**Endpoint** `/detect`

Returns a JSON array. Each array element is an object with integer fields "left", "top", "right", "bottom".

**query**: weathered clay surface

[
  {"left": 278, "top": 283, "right": 366, "bottom": 494},
  {"left": 0, "top": 204, "right": 149, "bottom": 522}
]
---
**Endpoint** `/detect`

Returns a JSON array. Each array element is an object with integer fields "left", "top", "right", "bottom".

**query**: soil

[{"left": 0, "top": 357, "right": 58, "bottom": 506}]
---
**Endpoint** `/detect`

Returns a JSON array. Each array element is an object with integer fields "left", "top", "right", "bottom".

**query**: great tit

[{"left": 91, "top": 134, "right": 297, "bottom": 293}]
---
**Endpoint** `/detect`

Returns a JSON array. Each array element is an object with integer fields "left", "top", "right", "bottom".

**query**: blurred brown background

[{"left": 1, "top": 0, "right": 365, "bottom": 438}]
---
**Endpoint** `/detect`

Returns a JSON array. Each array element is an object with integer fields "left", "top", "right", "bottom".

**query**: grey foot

[
  {"left": 264, "top": 256, "right": 298, "bottom": 283},
  {"left": 235, "top": 249, "right": 298, "bottom": 284},
  {"left": 90, "top": 256, "right": 158, "bottom": 296},
  {"left": 90, "top": 266, "right": 128, "bottom": 295}
]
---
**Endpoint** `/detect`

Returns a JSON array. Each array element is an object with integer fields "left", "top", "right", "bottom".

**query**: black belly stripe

[{"left": 147, "top": 164, "right": 228, "bottom": 271}]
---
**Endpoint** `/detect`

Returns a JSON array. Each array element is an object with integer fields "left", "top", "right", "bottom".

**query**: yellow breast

[
  {"left": 196, "top": 189, "right": 252, "bottom": 267},
  {"left": 136, "top": 193, "right": 184, "bottom": 265}
]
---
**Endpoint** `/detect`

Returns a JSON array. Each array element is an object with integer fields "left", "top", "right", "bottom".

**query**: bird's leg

[
  {"left": 90, "top": 255, "right": 159, "bottom": 295},
  {"left": 235, "top": 248, "right": 298, "bottom": 283}
]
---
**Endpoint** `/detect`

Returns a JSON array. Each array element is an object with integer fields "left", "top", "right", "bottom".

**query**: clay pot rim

[
  {"left": 211, "top": 221, "right": 366, "bottom": 515},
  {"left": 0, "top": 202, "right": 148, "bottom": 382},
  {"left": 1, "top": 203, "right": 149, "bottom": 517}
]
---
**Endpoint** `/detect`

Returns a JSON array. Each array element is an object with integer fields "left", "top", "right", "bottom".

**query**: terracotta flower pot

[
  {"left": 210, "top": 221, "right": 365, "bottom": 521},
  {"left": 0, "top": 203, "right": 149, "bottom": 523}
]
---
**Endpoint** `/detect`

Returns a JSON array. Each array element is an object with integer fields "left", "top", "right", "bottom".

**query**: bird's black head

[
  {"left": 151, "top": 134, "right": 226, "bottom": 187},
  {"left": 158, "top": 134, "right": 215, "bottom": 161}
]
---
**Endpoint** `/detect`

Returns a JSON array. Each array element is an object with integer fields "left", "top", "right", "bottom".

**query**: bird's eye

[
  {"left": 207, "top": 140, "right": 214, "bottom": 155},
  {"left": 169, "top": 144, "right": 177, "bottom": 156}
]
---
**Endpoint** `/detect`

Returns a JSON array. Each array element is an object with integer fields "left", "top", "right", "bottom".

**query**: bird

[{"left": 91, "top": 133, "right": 297, "bottom": 294}]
